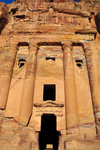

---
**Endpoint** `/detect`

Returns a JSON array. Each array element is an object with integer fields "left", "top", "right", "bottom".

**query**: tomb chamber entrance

[{"left": 39, "top": 114, "right": 60, "bottom": 150}]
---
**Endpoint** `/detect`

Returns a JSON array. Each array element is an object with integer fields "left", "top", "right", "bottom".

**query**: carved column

[
  {"left": 0, "top": 44, "right": 17, "bottom": 109},
  {"left": 84, "top": 42, "right": 100, "bottom": 135},
  {"left": 18, "top": 43, "right": 37, "bottom": 125},
  {"left": 63, "top": 44, "right": 79, "bottom": 133}
]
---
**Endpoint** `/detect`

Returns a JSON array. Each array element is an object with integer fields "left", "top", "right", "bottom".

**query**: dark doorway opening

[
  {"left": 39, "top": 114, "right": 60, "bottom": 150},
  {"left": 43, "top": 84, "right": 56, "bottom": 101}
]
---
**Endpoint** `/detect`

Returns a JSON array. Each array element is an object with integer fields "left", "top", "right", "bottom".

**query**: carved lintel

[
  {"left": 35, "top": 113, "right": 63, "bottom": 117},
  {"left": 34, "top": 101, "right": 64, "bottom": 107}
]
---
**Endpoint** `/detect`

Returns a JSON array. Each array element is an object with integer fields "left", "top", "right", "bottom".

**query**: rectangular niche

[{"left": 43, "top": 84, "right": 56, "bottom": 101}]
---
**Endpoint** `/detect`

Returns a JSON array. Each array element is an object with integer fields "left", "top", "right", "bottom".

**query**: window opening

[
  {"left": 89, "top": 12, "right": 95, "bottom": 23},
  {"left": 10, "top": 8, "right": 18, "bottom": 15},
  {"left": 89, "top": 17, "right": 91, "bottom": 23},
  {"left": 39, "top": 114, "right": 60, "bottom": 150},
  {"left": 18, "top": 59, "right": 26, "bottom": 68},
  {"left": 75, "top": 60, "right": 83, "bottom": 69},
  {"left": 43, "top": 84, "right": 56, "bottom": 101},
  {"left": 14, "top": 15, "right": 25, "bottom": 20},
  {"left": 45, "top": 0, "right": 54, "bottom": 2},
  {"left": 46, "top": 57, "right": 55, "bottom": 61},
  {"left": 91, "top": 12, "right": 95, "bottom": 15}
]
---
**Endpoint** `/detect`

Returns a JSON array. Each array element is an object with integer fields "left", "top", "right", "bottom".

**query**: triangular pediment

[{"left": 34, "top": 100, "right": 64, "bottom": 107}]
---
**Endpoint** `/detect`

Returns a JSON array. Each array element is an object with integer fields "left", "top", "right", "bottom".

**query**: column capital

[
  {"left": 62, "top": 42, "right": 72, "bottom": 49},
  {"left": 29, "top": 42, "right": 38, "bottom": 53},
  {"left": 63, "top": 43, "right": 72, "bottom": 54},
  {"left": 29, "top": 40, "right": 38, "bottom": 47}
]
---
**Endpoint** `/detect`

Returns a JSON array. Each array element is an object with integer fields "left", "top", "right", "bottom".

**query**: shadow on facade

[{"left": 95, "top": 12, "right": 100, "bottom": 34}]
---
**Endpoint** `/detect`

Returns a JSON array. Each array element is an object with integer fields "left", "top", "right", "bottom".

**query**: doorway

[
  {"left": 43, "top": 84, "right": 56, "bottom": 101},
  {"left": 39, "top": 114, "right": 60, "bottom": 150}
]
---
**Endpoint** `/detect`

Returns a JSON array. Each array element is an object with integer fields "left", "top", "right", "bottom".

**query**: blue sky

[
  {"left": 0, "top": 0, "right": 14, "bottom": 4},
  {"left": 0, "top": 0, "right": 79, "bottom": 4}
]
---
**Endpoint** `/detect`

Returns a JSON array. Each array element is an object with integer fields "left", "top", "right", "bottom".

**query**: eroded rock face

[
  {"left": 0, "top": 4, "right": 8, "bottom": 34},
  {"left": 0, "top": 0, "right": 100, "bottom": 150},
  {"left": 0, "top": 111, "right": 39, "bottom": 150}
]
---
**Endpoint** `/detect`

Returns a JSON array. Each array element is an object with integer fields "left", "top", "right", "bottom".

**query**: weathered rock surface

[
  {"left": 0, "top": 110, "right": 39, "bottom": 150},
  {"left": 0, "top": 0, "right": 100, "bottom": 150}
]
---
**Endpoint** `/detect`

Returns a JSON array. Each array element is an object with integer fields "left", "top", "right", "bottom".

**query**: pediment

[{"left": 34, "top": 100, "right": 64, "bottom": 107}]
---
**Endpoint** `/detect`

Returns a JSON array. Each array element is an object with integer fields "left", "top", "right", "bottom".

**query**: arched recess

[{"left": 5, "top": 42, "right": 29, "bottom": 120}]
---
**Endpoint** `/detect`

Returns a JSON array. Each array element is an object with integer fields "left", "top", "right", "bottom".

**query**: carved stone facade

[{"left": 0, "top": 0, "right": 100, "bottom": 150}]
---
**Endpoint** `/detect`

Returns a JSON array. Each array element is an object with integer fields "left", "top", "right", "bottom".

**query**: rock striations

[{"left": 0, "top": 0, "right": 100, "bottom": 149}]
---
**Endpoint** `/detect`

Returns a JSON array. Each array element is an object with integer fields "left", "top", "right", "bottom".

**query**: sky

[
  {"left": 0, "top": 0, "right": 14, "bottom": 4},
  {"left": 0, "top": 0, "right": 79, "bottom": 4}
]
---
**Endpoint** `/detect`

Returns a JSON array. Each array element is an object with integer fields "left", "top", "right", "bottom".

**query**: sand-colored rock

[{"left": 0, "top": 0, "right": 100, "bottom": 149}]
